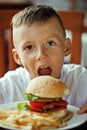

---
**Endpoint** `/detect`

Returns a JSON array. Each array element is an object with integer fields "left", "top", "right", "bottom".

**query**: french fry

[{"left": 0, "top": 108, "right": 73, "bottom": 130}]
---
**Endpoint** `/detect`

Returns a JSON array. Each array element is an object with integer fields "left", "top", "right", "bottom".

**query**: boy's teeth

[
  {"left": 38, "top": 66, "right": 52, "bottom": 76},
  {"left": 42, "top": 66, "right": 48, "bottom": 68}
]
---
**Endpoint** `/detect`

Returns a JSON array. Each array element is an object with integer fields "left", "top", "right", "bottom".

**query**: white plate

[{"left": 0, "top": 101, "right": 87, "bottom": 130}]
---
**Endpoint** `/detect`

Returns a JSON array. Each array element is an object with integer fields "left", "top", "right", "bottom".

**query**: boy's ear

[
  {"left": 12, "top": 49, "right": 22, "bottom": 65},
  {"left": 64, "top": 38, "right": 71, "bottom": 56}
]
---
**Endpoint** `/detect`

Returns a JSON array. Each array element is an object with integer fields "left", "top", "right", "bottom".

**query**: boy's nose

[{"left": 36, "top": 48, "right": 47, "bottom": 60}]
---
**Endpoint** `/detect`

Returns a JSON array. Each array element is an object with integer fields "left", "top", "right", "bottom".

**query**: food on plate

[
  {"left": 23, "top": 75, "right": 70, "bottom": 113},
  {"left": 0, "top": 76, "right": 73, "bottom": 130},
  {"left": 18, "top": 76, "right": 73, "bottom": 128}
]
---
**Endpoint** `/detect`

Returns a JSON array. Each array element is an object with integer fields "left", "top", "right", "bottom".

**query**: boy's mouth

[{"left": 38, "top": 66, "right": 52, "bottom": 76}]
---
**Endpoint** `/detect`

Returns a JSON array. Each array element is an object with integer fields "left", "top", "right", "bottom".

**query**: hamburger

[{"left": 18, "top": 76, "right": 73, "bottom": 129}]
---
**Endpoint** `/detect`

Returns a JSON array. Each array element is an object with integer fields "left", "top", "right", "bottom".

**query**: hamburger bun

[{"left": 26, "top": 75, "right": 70, "bottom": 98}]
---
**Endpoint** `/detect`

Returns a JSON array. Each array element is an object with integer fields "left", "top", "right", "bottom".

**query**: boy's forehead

[
  {"left": 13, "top": 17, "right": 63, "bottom": 34},
  {"left": 13, "top": 17, "right": 64, "bottom": 46}
]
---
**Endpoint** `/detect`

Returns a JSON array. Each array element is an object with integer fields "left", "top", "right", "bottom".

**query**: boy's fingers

[{"left": 77, "top": 105, "right": 87, "bottom": 114}]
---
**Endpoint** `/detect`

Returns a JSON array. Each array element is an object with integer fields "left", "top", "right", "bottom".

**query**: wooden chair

[
  {"left": 58, "top": 11, "right": 84, "bottom": 64},
  {"left": 0, "top": 2, "right": 33, "bottom": 77},
  {"left": 0, "top": 9, "right": 20, "bottom": 77},
  {"left": 0, "top": 10, "right": 85, "bottom": 77}
]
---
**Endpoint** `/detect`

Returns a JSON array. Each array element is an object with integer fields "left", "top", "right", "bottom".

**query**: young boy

[{"left": 0, "top": 5, "right": 87, "bottom": 114}]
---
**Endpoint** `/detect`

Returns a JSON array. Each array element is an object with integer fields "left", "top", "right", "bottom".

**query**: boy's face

[{"left": 12, "top": 18, "right": 71, "bottom": 79}]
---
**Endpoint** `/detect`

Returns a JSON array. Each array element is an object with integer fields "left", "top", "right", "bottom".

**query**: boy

[{"left": 0, "top": 5, "right": 87, "bottom": 114}]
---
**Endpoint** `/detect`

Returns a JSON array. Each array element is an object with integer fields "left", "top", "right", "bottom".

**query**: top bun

[{"left": 26, "top": 76, "right": 70, "bottom": 98}]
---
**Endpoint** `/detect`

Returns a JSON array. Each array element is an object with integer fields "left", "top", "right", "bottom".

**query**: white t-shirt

[{"left": 0, "top": 64, "right": 87, "bottom": 108}]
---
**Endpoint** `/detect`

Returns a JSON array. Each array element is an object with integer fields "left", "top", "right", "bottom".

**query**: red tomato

[
  {"left": 29, "top": 100, "right": 68, "bottom": 112},
  {"left": 30, "top": 101, "right": 47, "bottom": 108},
  {"left": 29, "top": 101, "right": 47, "bottom": 112},
  {"left": 29, "top": 104, "right": 43, "bottom": 112}
]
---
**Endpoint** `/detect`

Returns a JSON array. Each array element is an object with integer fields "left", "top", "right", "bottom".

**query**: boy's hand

[{"left": 77, "top": 104, "right": 87, "bottom": 114}]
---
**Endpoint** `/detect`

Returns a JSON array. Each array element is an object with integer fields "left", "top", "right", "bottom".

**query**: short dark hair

[{"left": 12, "top": 5, "right": 66, "bottom": 37}]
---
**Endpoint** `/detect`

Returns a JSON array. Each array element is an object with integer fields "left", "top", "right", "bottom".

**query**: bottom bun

[{"left": 35, "top": 109, "right": 67, "bottom": 119}]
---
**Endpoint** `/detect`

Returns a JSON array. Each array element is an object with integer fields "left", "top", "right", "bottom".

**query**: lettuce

[
  {"left": 17, "top": 102, "right": 29, "bottom": 111},
  {"left": 23, "top": 92, "right": 40, "bottom": 101}
]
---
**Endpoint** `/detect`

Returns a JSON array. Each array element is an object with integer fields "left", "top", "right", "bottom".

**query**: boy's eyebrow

[
  {"left": 45, "top": 32, "right": 65, "bottom": 41},
  {"left": 20, "top": 34, "right": 64, "bottom": 47},
  {"left": 19, "top": 40, "right": 36, "bottom": 50}
]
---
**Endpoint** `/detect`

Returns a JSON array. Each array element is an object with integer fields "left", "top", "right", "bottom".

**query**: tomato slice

[
  {"left": 29, "top": 101, "right": 47, "bottom": 112},
  {"left": 30, "top": 101, "right": 47, "bottom": 108},
  {"left": 29, "top": 104, "right": 43, "bottom": 112},
  {"left": 29, "top": 100, "right": 68, "bottom": 112}
]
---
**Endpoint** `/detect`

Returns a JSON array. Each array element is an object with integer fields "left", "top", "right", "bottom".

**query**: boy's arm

[{"left": 77, "top": 104, "right": 87, "bottom": 114}]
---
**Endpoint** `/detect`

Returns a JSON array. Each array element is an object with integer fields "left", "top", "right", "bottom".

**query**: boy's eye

[
  {"left": 47, "top": 41, "right": 56, "bottom": 46},
  {"left": 25, "top": 45, "right": 33, "bottom": 50}
]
